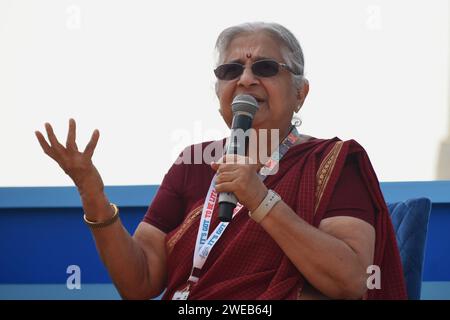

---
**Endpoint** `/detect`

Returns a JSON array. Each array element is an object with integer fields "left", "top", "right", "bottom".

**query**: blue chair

[{"left": 387, "top": 198, "right": 431, "bottom": 300}]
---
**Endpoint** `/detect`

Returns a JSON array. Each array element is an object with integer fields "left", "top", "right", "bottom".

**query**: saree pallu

[{"left": 162, "top": 138, "right": 407, "bottom": 300}]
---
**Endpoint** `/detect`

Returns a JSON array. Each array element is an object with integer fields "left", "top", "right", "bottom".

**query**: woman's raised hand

[{"left": 35, "top": 119, "right": 105, "bottom": 198}]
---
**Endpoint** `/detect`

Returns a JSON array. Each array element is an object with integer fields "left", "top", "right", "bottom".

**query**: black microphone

[{"left": 218, "top": 94, "right": 259, "bottom": 222}]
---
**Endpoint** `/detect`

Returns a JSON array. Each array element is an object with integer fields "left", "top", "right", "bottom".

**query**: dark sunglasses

[{"left": 214, "top": 59, "right": 300, "bottom": 80}]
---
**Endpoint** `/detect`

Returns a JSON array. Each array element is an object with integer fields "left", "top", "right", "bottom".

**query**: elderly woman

[{"left": 35, "top": 22, "right": 406, "bottom": 300}]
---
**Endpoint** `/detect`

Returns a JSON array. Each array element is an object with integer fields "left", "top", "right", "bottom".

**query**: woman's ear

[{"left": 295, "top": 78, "right": 309, "bottom": 112}]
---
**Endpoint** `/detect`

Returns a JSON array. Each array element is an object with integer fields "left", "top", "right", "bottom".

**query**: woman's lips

[{"left": 233, "top": 94, "right": 265, "bottom": 103}]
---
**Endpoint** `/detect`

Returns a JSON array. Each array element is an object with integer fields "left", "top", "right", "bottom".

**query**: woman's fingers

[
  {"left": 212, "top": 154, "right": 260, "bottom": 171},
  {"left": 39, "top": 120, "right": 99, "bottom": 159},
  {"left": 212, "top": 155, "right": 243, "bottom": 173},
  {"left": 216, "top": 154, "right": 248, "bottom": 165},
  {"left": 212, "top": 162, "right": 259, "bottom": 174},
  {"left": 84, "top": 129, "right": 100, "bottom": 158},
  {"left": 215, "top": 170, "right": 239, "bottom": 184},
  {"left": 45, "top": 123, "right": 65, "bottom": 151},
  {"left": 35, "top": 130, "right": 56, "bottom": 159},
  {"left": 66, "top": 118, "right": 78, "bottom": 151},
  {"left": 214, "top": 181, "right": 235, "bottom": 193}
]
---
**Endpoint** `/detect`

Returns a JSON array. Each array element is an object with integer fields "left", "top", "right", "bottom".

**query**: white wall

[{"left": 0, "top": 0, "right": 448, "bottom": 186}]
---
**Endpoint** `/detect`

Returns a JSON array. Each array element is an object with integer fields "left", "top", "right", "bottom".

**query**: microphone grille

[{"left": 231, "top": 94, "right": 259, "bottom": 117}]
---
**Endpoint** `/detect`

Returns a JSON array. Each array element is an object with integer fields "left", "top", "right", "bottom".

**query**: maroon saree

[{"left": 146, "top": 137, "right": 407, "bottom": 300}]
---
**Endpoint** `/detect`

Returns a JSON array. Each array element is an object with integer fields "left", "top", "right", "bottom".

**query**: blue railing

[{"left": 0, "top": 182, "right": 449, "bottom": 299}]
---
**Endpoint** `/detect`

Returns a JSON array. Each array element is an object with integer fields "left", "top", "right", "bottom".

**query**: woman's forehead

[{"left": 223, "top": 33, "right": 284, "bottom": 63}]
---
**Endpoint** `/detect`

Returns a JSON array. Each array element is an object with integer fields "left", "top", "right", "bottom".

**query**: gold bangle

[{"left": 83, "top": 203, "right": 119, "bottom": 229}]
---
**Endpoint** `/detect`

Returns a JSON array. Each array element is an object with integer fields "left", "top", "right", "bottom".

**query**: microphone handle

[
  {"left": 218, "top": 113, "right": 253, "bottom": 222},
  {"left": 218, "top": 193, "right": 237, "bottom": 222}
]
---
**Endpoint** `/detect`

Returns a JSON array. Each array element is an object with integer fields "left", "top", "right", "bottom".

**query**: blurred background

[
  {"left": 0, "top": 0, "right": 449, "bottom": 187},
  {"left": 1, "top": 0, "right": 449, "bottom": 301}
]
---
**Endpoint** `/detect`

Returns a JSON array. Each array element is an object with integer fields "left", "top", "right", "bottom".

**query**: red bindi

[{"left": 246, "top": 53, "right": 252, "bottom": 59}]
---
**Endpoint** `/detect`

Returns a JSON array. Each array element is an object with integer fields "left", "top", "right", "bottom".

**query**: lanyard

[{"left": 188, "top": 126, "right": 301, "bottom": 284}]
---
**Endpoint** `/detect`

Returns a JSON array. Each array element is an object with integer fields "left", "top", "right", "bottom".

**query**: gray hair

[{"left": 215, "top": 22, "right": 305, "bottom": 89}]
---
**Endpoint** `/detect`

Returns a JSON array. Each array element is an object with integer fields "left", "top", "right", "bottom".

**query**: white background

[{"left": 0, "top": 0, "right": 448, "bottom": 187}]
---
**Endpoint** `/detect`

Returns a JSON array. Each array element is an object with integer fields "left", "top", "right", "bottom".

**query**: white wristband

[{"left": 248, "top": 189, "right": 281, "bottom": 223}]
